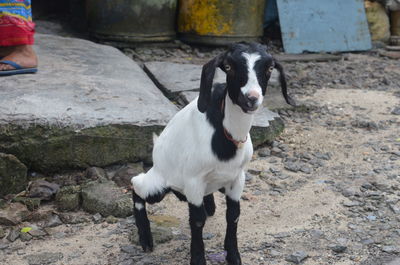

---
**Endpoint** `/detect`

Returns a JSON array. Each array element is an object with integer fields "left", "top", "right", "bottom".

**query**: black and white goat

[{"left": 131, "top": 42, "right": 295, "bottom": 265}]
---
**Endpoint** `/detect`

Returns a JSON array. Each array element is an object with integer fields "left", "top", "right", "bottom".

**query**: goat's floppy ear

[
  {"left": 198, "top": 54, "right": 225, "bottom": 113},
  {"left": 274, "top": 60, "right": 296, "bottom": 106}
]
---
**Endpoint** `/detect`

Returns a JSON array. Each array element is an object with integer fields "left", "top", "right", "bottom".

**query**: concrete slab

[
  {"left": 146, "top": 61, "right": 289, "bottom": 110},
  {"left": 144, "top": 61, "right": 225, "bottom": 98},
  {"left": 0, "top": 34, "right": 178, "bottom": 172},
  {"left": 0, "top": 34, "right": 177, "bottom": 128}
]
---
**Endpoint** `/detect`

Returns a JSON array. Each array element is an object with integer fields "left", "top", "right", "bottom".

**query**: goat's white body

[{"left": 131, "top": 97, "right": 253, "bottom": 206}]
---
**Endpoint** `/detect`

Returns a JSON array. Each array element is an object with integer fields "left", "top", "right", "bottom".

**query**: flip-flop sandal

[{"left": 0, "top": 60, "right": 37, "bottom": 76}]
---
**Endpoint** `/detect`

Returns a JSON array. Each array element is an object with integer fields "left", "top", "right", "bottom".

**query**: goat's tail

[{"left": 152, "top": 133, "right": 159, "bottom": 144}]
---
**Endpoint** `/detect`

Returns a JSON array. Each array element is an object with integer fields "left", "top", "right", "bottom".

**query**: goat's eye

[
  {"left": 268, "top": 66, "right": 274, "bottom": 73},
  {"left": 225, "top": 64, "right": 231, "bottom": 71}
]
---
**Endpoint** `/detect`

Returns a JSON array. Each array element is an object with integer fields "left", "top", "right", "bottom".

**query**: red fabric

[{"left": 0, "top": 15, "right": 35, "bottom": 46}]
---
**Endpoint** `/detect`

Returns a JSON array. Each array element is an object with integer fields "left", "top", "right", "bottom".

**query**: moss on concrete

[
  {"left": 251, "top": 117, "right": 285, "bottom": 148},
  {"left": 0, "top": 153, "right": 28, "bottom": 197},
  {"left": 0, "top": 117, "right": 283, "bottom": 173},
  {"left": 0, "top": 124, "right": 164, "bottom": 173}
]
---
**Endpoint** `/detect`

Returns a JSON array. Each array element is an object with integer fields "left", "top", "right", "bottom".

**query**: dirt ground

[{"left": 1, "top": 47, "right": 400, "bottom": 265}]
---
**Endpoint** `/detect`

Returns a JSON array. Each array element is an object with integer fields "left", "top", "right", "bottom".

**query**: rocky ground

[{"left": 1, "top": 43, "right": 400, "bottom": 265}]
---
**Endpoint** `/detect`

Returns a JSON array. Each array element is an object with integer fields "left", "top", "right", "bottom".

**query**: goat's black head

[{"left": 198, "top": 42, "right": 295, "bottom": 113}]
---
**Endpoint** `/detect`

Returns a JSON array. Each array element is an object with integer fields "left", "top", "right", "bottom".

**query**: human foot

[{"left": 0, "top": 45, "right": 38, "bottom": 71}]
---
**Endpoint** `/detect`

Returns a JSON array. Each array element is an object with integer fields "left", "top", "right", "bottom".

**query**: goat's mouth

[{"left": 237, "top": 94, "right": 261, "bottom": 113}]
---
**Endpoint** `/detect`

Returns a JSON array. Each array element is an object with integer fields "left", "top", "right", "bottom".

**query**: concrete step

[{"left": 0, "top": 34, "right": 178, "bottom": 172}]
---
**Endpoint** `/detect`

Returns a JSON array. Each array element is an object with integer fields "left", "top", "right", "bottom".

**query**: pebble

[
  {"left": 44, "top": 215, "right": 63, "bottom": 228},
  {"left": 329, "top": 244, "right": 347, "bottom": 253},
  {"left": 285, "top": 251, "right": 308, "bottom": 264},
  {"left": 391, "top": 107, "right": 400, "bottom": 115},
  {"left": 0, "top": 243, "right": 9, "bottom": 250},
  {"left": 6, "top": 229, "right": 20, "bottom": 242},
  {"left": 258, "top": 148, "right": 271, "bottom": 157},
  {"left": 20, "top": 232, "right": 33, "bottom": 241},
  {"left": 93, "top": 213, "right": 103, "bottom": 223},
  {"left": 25, "top": 252, "right": 63, "bottom": 265},
  {"left": 202, "top": 232, "right": 215, "bottom": 240}
]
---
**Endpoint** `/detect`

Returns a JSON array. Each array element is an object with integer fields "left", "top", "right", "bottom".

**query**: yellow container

[{"left": 178, "top": 0, "right": 266, "bottom": 45}]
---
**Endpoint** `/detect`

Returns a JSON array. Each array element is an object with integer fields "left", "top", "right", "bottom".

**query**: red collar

[{"left": 221, "top": 99, "right": 247, "bottom": 148}]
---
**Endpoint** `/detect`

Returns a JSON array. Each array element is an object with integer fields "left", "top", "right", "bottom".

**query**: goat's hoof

[
  {"left": 139, "top": 237, "right": 154, "bottom": 252},
  {"left": 226, "top": 253, "right": 241, "bottom": 265},
  {"left": 190, "top": 255, "right": 206, "bottom": 265}
]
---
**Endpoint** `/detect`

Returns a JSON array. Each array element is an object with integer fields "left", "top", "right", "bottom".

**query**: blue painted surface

[
  {"left": 276, "top": 0, "right": 372, "bottom": 54},
  {"left": 264, "top": 0, "right": 279, "bottom": 28}
]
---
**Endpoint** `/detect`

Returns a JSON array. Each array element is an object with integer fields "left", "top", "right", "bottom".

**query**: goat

[{"left": 131, "top": 42, "right": 295, "bottom": 265}]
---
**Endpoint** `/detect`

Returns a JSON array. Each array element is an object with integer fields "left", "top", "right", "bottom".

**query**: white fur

[
  {"left": 131, "top": 98, "right": 253, "bottom": 206},
  {"left": 135, "top": 202, "right": 144, "bottom": 210},
  {"left": 241, "top": 52, "right": 263, "bottom": 107},
  {"left": 131, "top": 52, "right": 266, "bottom": 207}
]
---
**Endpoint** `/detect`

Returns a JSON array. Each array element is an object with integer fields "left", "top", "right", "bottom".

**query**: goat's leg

[
  {"left": 131, "top": 170, "right": 168, "bottom": 252},
  {"left": 224, "top": 196, "right": 241, "bottom": 265},
  {"left": 224, "top": 173, "right": 245, "bottom": 265},
  {"left": 203, "top": 193, "right": 216, "bottom": 217},
  {"left": 132, "top": 190, "right": 153, "bottom": 252},
  {"left": 189, "top": 203, "right": 207, "bottom": 265}
]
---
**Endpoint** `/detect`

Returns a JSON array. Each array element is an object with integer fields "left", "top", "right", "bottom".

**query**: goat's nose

[{"left": 246, "top": 96, "right": 258, "bottom": 107}]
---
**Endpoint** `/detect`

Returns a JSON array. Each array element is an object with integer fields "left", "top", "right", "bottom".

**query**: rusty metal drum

[
  {"left": 178, "top": 0, "right": 266, "bottom": 45},
  {"left": 86, "top": 0, "right": 177, "bottom": 43}
]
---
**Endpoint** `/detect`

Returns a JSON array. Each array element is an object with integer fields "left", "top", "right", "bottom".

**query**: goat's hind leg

[{"left": 131, "top": 170, "right": 168, "bottom": 252}]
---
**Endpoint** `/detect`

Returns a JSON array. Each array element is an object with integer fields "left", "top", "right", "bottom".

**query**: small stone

[
  {"left": 85, "top": 167, "right": 108, "bottom": 181},
  {"left": 329, "top": 244, "right": 347, "bottom": 253},
  {"left": 0, "top": 243, "right": 9, "bottom": 250},
  {"left": 93, "top": 213, "right": 103, "bottom": 223},
  {"left": 271, "top": 147, "right": 284, "bottom": 158},
  {"left": 120, "top": 245, "right": 141, "bottom": 255},
  {"left": 27, "top": 180, "right": 59, "bottom": 200},
  {"left": 25, "top": 252, "right": 63, "bottom": 265},
  {"left": 0, "top": 202, "right": 30, "bottom": 226},
  {"left": 12, "top": 197, "right": 41, "bottom": 211},
  {"left": 55, "top": 185, "right": 81, "bottom": 211},
  {"left": 20, "top": 232, "right": 33, "bottom": 241},
  {"left": 300, "top": 166, "right": 312, "bottom": 174},
  {"left": 382, "top": 245, "right": 399, "bottom": 253},
  {"left": 203, "top": 232, "right": 215, "bottom": 240},
  {"left": 245, "top": 173, "right": 254, "bottom": 182},
  {"left": 58, "top": 213, "right": 90, "bottom": 224},
  {"left": 391, "top": 107, "right": 400, "bottom": 115},
  {"left": 102, "top": 243, "right": 113, "bottom": 248},
  {"left": 105, "top": 215, "right": 118, "bottom": 224},
  {"left": 7, "top": 229, "right": 20, "bottom": 242},
  {"left": 258, "top": 148, "right": 271, "bottom": 157},
  {"left": 343, "top": 201, "right": 360, "bottom": 207},
  {"left": 285, "top": 251, "right": 308, "bottom": 264},
  {"left": 44, "top": 214, "right": 63, "bottom": 228},
  {"left": 113, "top": 163, "right": 144, "bottom": 188},
  {"left": 28, "top": 228, "right": 47, "bottom": 237},
  {"left": 284, "top": 162, "right": 301, "bottom": 173},
  {"left": 0, "top": 227, "right": 5, "bottom": 238}
]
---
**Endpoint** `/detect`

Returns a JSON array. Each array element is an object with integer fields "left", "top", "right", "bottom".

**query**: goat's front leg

[
  {"left": 225, "top": 196, "right": 241, "bottom": 265},
  {"left": 224, "top": 173, "right": 245, "bottom": 265},
  {"left": 189, "top": 203, "right": 207, "bottom": 265}
]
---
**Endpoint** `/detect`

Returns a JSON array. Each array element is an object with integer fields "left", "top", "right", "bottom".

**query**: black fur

[
  {"left": 203, "top": 193, "right": 216, "bottom": 217},
  {"left": 225, "top": 196, "right": 241, "bottom": 265},
  {"left": 132, "top": 191, "right": 153, "bottom": 252},
  {"left": 189, "top": 203, "right": 207, "bottom": 265},
  {"left": 172, "top": 189, "right": 187, "bottom": 201},
  {"left": 206, "top": 83, "right": 238, "bottom": 160}
]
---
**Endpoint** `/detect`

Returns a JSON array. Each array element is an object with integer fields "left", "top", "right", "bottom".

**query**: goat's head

[{"left": 198, "top": 42, "right": 296, "bottom": 113}]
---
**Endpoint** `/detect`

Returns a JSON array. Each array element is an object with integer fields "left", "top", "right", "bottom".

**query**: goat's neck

[{"left": 222, "top": 95, "right": 254, "bottom": 142}]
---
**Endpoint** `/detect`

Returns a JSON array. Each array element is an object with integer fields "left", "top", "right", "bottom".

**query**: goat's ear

[
  {"left": 198, "top": 54, "right": 225, "bottom": 113},
  {"left": 273, "top": 59, "right": 296, "bottom": 106}
]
